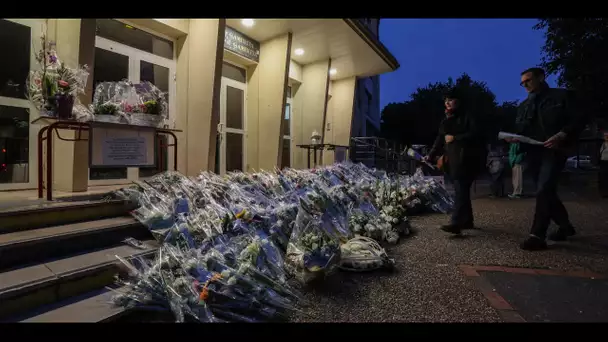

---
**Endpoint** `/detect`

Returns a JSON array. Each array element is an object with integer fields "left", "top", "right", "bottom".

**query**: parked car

[{"left": 566, "top": 155, "right": 592, "bottom": 169}]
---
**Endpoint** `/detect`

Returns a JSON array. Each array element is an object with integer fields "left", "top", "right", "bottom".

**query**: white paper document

[{"left": 497, "top": 132, "right": 544, "bottom": 145}]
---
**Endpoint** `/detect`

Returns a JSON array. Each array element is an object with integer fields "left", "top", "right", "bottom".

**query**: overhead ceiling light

[
  {"left": 329, "top": 68, "right": 337, "bottom": 75},
  {"left": 241, "top": 19, "right": 255, "bottom": 27},
  {"left": 294, "top": 48, "right": 305, "bottom": 56}
]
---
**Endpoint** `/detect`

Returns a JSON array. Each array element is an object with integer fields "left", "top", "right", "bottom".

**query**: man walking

[
  {"left": 508, "top": 142, "right": 525, "bottom": 199},
  {"left": 510, "top": 67, "right": 586, "bottom": 251}
]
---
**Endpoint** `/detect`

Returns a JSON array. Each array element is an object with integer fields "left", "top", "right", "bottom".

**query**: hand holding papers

[{"left": 498, "top": 132, "right": 544, "bottom": 146}]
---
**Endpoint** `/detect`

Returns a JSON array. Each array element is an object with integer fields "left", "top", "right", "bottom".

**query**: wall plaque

[{"left": 89, "top": 125, "right": 156, "bottom": 168}]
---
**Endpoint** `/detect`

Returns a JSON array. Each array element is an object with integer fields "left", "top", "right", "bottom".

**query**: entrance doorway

[
  {"left": 90, "top": 19, "right": 176, "bottom": 185},
  {"left": 218, "top": 62, "right": 247, "bottom": 175}
]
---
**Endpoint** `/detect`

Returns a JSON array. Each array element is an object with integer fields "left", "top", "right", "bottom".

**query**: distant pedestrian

[
  {"left": 487, "top": 144, "right": 506, "bottom": 198},
  {"left": 424, "top": 88, "right": 486, "bottom": 234},
  {"left": 599, "top": 133, "right": 608, "bottom": 197},
  {"left": 508, "top": 142, "right": 526, "bottom": 199},
  {"left": 507, "top": 67, "right": 586, "bottom": 251}
]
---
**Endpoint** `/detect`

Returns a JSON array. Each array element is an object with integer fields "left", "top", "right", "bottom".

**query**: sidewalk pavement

[{"left": 294, "top": 187, "right": 608, "bottom": 322}]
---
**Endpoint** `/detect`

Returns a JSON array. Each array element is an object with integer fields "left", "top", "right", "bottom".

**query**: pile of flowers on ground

[{"left": 109, "top": 162, "right": 453, "bottom": 322}]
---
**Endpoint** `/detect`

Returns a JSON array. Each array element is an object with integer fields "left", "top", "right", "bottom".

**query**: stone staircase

[{"left": 0, "top": 195, "right": 159, "bottom": 322}]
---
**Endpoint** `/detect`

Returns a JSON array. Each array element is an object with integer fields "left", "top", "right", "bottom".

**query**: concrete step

[
  {"left": 0, "top": 217, "right": 151, "bottom": 270},
  {"left": 17, "top": 287, "right": 176, "bottom": 323},
  {"left": 0, "top": 240, "right": 158, "bottom": 320},
  {"left": 18, "top": 287, "right": 129, "bottom": 323},
  {"left": 0, "top": 199, "right": 137, "bottom": 233}
]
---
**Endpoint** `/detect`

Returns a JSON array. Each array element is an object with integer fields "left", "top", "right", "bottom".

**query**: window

[
  {"left": 90, "top": 20, "right": 176, "bottom": 182},
  {"left": 95, "top": 19, "right": 174, "bottom": 59},
  {"left": 280, "top": 85, "right": 292, "bottom": 169},
  {"left": 0, "top": 19, "right": 34, "bottom": 185}
]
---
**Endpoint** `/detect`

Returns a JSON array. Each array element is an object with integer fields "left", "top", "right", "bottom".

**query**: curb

[{"left": 459, "top": 265, "right": 607, "bottom": 323}]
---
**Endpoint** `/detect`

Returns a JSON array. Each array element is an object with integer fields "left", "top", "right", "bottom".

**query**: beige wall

[
  {"left": 323, "top": 77, "right": 356, "bottom": 165},
  {"left": 7, "top": 18, "right": 379, "bottom": 195},
  {"left": 291, "top": 60, "right": 330, "bottom": 169},
  {"left": 245, "top": 33, "right": 292, "bottom": 171},
  {"left": 46, "top": 19, "right": 89, "bottom": 192},
  {"left": 184, "top": 19, "right": 225, "bottom": 176}
]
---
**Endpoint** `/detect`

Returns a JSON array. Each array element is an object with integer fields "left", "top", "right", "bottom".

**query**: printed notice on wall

[
  {"left": 102, "top": 136, "right": 148, "bottom": 166},
  {"left": 89, "top": 125, "right": 156, "bottom": 168}
]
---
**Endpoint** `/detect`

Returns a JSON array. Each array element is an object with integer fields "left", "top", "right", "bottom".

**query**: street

[{"left": 294, "top": 185, "right": 608, "bottom": 322}]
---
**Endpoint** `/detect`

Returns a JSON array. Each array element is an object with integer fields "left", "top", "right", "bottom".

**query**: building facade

[
  {"left": 0, "top": 18, "right": 398, "bottom": 194},
  {"left": 351, "top": 19, "right": 382, "bottom": 139}
]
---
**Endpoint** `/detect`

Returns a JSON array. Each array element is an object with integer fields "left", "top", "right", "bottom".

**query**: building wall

[
  {"left": 351, "top": 18, "right": 382, "bottom": 139},
  {"left": 0, "top": 18, "right": 393, "bottom": 192}
]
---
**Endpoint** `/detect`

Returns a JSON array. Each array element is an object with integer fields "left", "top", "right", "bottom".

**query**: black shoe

[
  {"left": 520, "top": 235, "right": 548, "bottom": 251},
  {"left": 462, "top": 222, "right": 475, "bottom": 230},
  {"left": 548, "top": 226, "right": 576, "bottom": 241},
  {"left": 440, "top": 224, "right": 462, "bottom": 234}
]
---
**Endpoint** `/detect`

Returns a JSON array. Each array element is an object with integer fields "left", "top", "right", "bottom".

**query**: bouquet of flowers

[
  {"left": 110, "top": 161, "right": 455, "bottom": 322},
  {"left": 90, "top": 80, "right": 169, "bottom": 127},
  {"left": 26, "top": 22, "right": 89, "bottom": 120}
]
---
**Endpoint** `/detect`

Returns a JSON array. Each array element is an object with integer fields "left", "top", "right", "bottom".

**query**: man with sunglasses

[{"left": 509, "top": 67, "right": 586, "bottom": 251}]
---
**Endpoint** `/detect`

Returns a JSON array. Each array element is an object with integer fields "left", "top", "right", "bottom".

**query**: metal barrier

[{"left": 33, "top": 117, "right": 181, "bottom": 201}]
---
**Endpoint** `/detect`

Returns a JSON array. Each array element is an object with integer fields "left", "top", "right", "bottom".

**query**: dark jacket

[
  {"left": 428, "top": 109, "right": 487, "bottom": 180},
  {"left": 515, "top": 87, "right": 585, "bottom": 150}
]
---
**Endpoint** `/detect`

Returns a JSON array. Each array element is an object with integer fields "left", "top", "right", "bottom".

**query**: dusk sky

[{"left": 379, "top": 19, "right": 559, "bottom": 109}]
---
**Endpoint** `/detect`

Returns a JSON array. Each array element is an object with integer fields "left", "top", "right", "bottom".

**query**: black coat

[
  {"left": 515, "top": 87, "right": 585, "bottom": 149},
  {"left": 429, "top": 110, "right": 487, "bottom": 180}
]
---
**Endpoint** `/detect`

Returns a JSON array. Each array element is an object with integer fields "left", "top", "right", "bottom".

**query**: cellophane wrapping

[{"left": 110, "top": 162, "right": 454, "bottom": 322}]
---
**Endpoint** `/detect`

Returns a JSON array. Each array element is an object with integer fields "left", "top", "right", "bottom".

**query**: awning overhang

[{"left": 224, "top": 19, "right": 400, "bottom": 81}]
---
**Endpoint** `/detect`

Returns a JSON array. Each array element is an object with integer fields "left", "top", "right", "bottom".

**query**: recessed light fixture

[
  {"left": 294, "top": 48, "right": 305, "bottom": 56},
  {"left": 329, "top": 68, "right": 337, "bottom": 75},
  {"left": 241, "top": 19, "right": 255, "bottom": 27}
]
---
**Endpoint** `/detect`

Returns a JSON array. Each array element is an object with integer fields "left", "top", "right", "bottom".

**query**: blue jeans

[{"left": 527, "top": 147, "right": 570, "bottom": 239}]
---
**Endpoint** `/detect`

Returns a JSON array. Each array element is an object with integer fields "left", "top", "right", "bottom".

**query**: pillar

[
  {"left": 323, "top": 77, "right": 357, "bottom": 165},
  {"left": 246, "top": 33, "right": 292, "bottom": 171},
  {"left": 291, "top": 60, "right": 330, "bottom": 169},
  {"left": 185, "top": 19, "right": 225, "bottom": 176},
  {"left": 47, "top": 19, "right": 89, "bottom": 192}
]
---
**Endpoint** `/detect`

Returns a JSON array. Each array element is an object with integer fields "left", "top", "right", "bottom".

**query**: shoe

[
  {"left": 462, "top": 222, "right": 475, "bottom": 230},
  {"left": 440, "top": 224, "right": 462, "bottom": 234},
  {"left": 508, "top": 194, "right": 522, "bottom": 199},
  {"left": 548, "top": 225, "right": 576, "bottom": 241},
  {"left": 520, "top": 235, "right": 548, "bottom": 251}
]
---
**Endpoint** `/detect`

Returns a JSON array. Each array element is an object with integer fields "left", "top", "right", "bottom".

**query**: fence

[{"left": 349, "top": 137, "right": 431, "bottom": 175}]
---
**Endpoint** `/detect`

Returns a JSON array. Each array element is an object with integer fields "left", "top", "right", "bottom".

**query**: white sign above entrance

[{"left": 224, "top": 26, "right": 260, "bottom": 62}]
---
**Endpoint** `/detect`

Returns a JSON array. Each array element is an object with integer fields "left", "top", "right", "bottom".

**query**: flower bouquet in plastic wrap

[
  {"left": 89, "top": 80, "right": 169, "bottom": 127},
  {"left": 284, "top": 193, "right": 343, "bottom": 284},
  {"left": 407, "top": 168, "right": 454, "bottom": 214},
  {"left": 112, "top": 243, "right": 303, "bottom": 323},
  {"left": 339, "top": 236, "right": 395, "bottom": 272},
  {"left": 26, "top": 22, "right": 89, "bottom": 120}
]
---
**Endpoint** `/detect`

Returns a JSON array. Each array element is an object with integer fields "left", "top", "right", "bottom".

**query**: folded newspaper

[{"left": 497, "top": 132, "right": 544, "bottom": 145}]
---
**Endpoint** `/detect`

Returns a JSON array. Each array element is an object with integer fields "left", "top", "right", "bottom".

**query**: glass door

[
  {"left": 0, "top": 19, "right": 44, "bottom": 191},
  {"left": 90, "top": 25, "right": 176, "bottom": 185},
  {"left": 219, "top": 76, "right": 247, "bottom": 175}
]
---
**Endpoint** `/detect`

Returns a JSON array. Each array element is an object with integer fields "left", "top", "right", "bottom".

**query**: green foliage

[
  {"left": 535, "top": 18, "right": 608, "bottom": 120},
  {"left": 380, "top": 73, "right": 509, "bottom": 145}
]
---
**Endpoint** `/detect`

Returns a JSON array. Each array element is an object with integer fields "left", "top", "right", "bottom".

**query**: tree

[
  {"left": 535, "top": 19, "right": 608, "bottom": 120},
  {"left": 380, "top": 73, "right": 500, "bottom": 146},
  {"left": 496, "top": 100, "right": 519, "bottom": 134}
]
